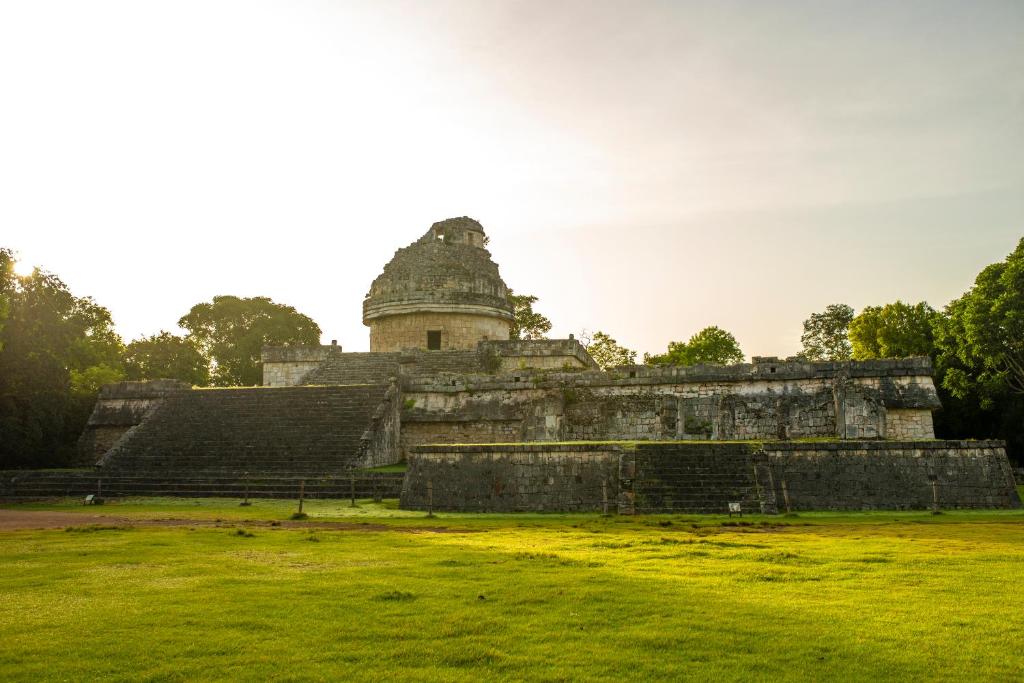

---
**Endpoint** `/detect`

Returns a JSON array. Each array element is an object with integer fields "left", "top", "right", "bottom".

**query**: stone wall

[
  {"left": 261, "top": 345, "right": 340, "bottom": 387},
  {"left": 400, "top": 420, "right": 522, "bottom": 458},
  {"left": 765, "top": 441, "right": 1019, "bottom": 511},
  {"left": 401, "top": 444, "right": 620, "bottom": 512},
  {"left": 357, "top": 381, "right": 403, "bottom": 469},
  {"left": 400, "top": 358, "right": 941, "bottom": 448},
  {"left": 400, "top": 440, "right": 1020, "bottom": 513},
  {"left": 885, "top": 408, "right": 936, "bottom": 439},
  {"left": 369, "top": 311, "right": 511, "bottom": 352},
  {"left": 478, "top": 339, "right": 598, "bottom": 372}
]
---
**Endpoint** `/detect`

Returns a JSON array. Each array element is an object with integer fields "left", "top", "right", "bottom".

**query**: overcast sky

[{"left": 2, "top": 0, "right": 1022, "bottom": 358}]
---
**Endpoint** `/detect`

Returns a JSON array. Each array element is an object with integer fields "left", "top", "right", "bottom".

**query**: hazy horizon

[{"left": 3, "top": 0, "right": 1022, "bottom": 359}]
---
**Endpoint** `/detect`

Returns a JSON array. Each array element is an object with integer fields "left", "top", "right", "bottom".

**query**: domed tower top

[{"left": 363, "top": 217, "right": 514, "bottom": 352}]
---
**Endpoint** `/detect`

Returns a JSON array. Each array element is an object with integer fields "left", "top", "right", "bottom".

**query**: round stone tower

[{"left": 363, "top": 217, "right": 514, "bottom": 352}]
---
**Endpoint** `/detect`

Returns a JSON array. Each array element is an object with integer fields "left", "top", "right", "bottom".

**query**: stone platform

[{"left": 400, "top": 441, "right": 1021, "bottom": 514}]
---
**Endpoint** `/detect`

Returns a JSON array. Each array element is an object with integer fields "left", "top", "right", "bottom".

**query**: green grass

[{"left": 2, "top": 499, "right": 1024, "bottom": 681}]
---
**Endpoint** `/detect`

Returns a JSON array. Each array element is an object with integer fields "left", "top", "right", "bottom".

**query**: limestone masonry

[{"left": 74, "top": 216, "right": 1020, "bottom": 512}]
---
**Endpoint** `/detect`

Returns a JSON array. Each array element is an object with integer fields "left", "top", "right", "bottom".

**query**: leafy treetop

[
  {"left": 124, "top": 331, "right": 210, "bottom": 386},
  {"left": 508, "top": 292, "right": 552, "bottom": 341},
  {"left": 178, "top": 295, "right": 321, "bottom": 387},
  {"left": 0, "top": 267, "right": 125, "bottom": 467},
  {"left": 644, "top": 326, "right": 744, "bottom": 366},
  {"left": 848, "top": 301, "right": 937, "bottom": 360},
  {"left": 799, "top": 304, "right": 853, "bottom": 361},
  {"left": 585, "top": 331, "right": 637, "bottom": 370},
  {"left": 935, "top": 238, "right": 1024, "bottom": 405}
]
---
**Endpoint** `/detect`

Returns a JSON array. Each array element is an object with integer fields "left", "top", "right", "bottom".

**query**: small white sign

[{"left": 728, "top": 502, "right": 742, "bottom": 513}]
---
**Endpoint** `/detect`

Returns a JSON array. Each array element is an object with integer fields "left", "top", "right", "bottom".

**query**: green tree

[
  {"left": 934, "top": 238, "right": 1024, "bottom": 403},
  {"left": 508, "top": 293, "right": 552, "bottom": 340},
  {"left": 644, "top": 326, "right": 744, "bottom": 366},
  {"left": 848, "top": 301, "right": 937, "bottom": 360},
  {"left": 586, "top": 331, "right": 637, "bottom": 370},
  {"left": 179, "top": 295, "right": 321, "bottom": 386},
  {"left": 0, "top": 248, "right": 12, "bottom": 349},
  {"left": 799, "top": 304, "right": 854, "bottom": 361},
  {"left": 0, "top": 269, "right": 125, "bottom": 467},
  {"left": 124, "top": 331, "right": 210, "bottom": 386}
]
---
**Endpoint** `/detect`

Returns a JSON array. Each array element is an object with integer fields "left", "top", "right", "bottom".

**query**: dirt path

[{"left": 0, "top": 509, "right": 471, "bottom": 533}]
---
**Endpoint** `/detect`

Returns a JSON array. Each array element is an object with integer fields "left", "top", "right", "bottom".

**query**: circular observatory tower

[{"left": 363, "top": 217, "right": 514, "bottom": 352}]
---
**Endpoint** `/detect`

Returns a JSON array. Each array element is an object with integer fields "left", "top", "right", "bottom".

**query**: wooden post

[
  {"left": 298, "top": 479, "right": 305, "bottom": 515},
  {"left": 602, "top": 479, "right": 609, "bottom": 516},
  {"left": 350, "top": 475, "right": 356, "bottom": 507},
  {"left": 427, "top": 479, "right": 434, "bottom": 518},
  {"left": 240, "top": 472, "right": 251, "bottom": 507},
  {"left": 932, "top": 480, "right": 940, "bottom": 513},
  {"left": 781, "top": 478, "right": 792, "bottom": 514}
]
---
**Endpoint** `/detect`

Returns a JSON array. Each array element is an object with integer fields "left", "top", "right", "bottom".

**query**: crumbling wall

[
  {"left": 400, "top": 420, "right": 522, "bottom": 459},
  {"left": 77, "top": 379, "right": 190, "bottom": 465},
  {"left": 354, "top": 380, "right": 404, "bottom": 469},
  {"left": 401, "top": 358, "right": 941, "bottom": 445}
]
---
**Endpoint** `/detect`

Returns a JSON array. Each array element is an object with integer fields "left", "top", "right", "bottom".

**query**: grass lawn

[{"left": 2, "top": 498, "right": 1023, "bottom": 681}]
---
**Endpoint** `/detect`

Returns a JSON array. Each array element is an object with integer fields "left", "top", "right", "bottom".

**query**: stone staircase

[
  {"left": 400, "top": 350, "right": 483, "bottom": 375},
  {"left": 624, "top": 443, "right": 776, "bottom": 514},
  {"left": 0, "top": 469, "right": 403, "bottom": 501},
  {"left": 301, "top": 349, "right": 486, "bottom": 386},
  {"left": 97, "top": 385, "right": 390, "bottom": 476},
  {"left": 302, "top": 353, "right": 402, "bottom": 385}
]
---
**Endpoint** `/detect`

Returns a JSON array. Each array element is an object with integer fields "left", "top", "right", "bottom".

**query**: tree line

[{"left": 0, "top": 250, "right": 320, "bottom": 468}]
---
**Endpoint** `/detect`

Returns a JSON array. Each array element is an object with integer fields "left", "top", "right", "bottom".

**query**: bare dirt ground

[{"left": 0, "top": 509, "right": 471, "bottom": 533}]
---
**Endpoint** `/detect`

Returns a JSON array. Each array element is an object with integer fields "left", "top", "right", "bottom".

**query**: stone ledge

[{"left": 412, "top": 443, "right": 625, "bottom": 454}]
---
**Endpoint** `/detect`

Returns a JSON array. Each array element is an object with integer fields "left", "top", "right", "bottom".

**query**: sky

[{"left": 2, "top": 0, "right": 1022, "bottom": 358}]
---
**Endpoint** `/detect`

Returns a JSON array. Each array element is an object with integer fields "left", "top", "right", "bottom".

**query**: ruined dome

[{"left": 362, "top": 217, "right": 514, "bottom": 352}]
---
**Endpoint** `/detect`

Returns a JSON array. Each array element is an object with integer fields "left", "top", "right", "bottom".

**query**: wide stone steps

[
  {"left": 0, "top": 470, "right": 404, "bottom": 500},
  {"left": 99, "top": 385, "right": 388, "bottom": 476},
  {"left": 629, "top": 447, "right": 771, "bottom": 514},
  {"left": 303, "top": 353, "right": 402, "bottom": 385}
]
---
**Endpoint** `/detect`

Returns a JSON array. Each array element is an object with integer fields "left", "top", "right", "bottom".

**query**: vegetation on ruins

[
  {"left": 178, "top": 295, "right": 322, "bottom": 386},
  {"left": 123, "top": 331, "right": 210, "bottom": 387},
  {"left": 798, "top": 303, "right": 854, "bottom": 361},
  {"left": 2, "top": 498, "right": 1024, "bottom": 680},
  {"left": 849, "top": 301, "right": 938, "bottom": 360},
  {"left": 585, "top": 331, "right": 637, "bottom": 370},
  {"left": 508, "top": 292, "right": 552, "bottom": 340},
  {"left": 644, "top": 326, "right": 745, "bottom": 366}
]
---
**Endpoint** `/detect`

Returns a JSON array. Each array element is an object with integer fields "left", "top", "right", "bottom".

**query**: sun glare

[{"left": 13, "top": 260, "right": 34, "bottom": 277}]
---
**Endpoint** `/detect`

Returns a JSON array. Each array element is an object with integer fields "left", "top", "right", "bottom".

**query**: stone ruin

[{"left": 68, "top": 216, "right": 1020, "bottom": 512}]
